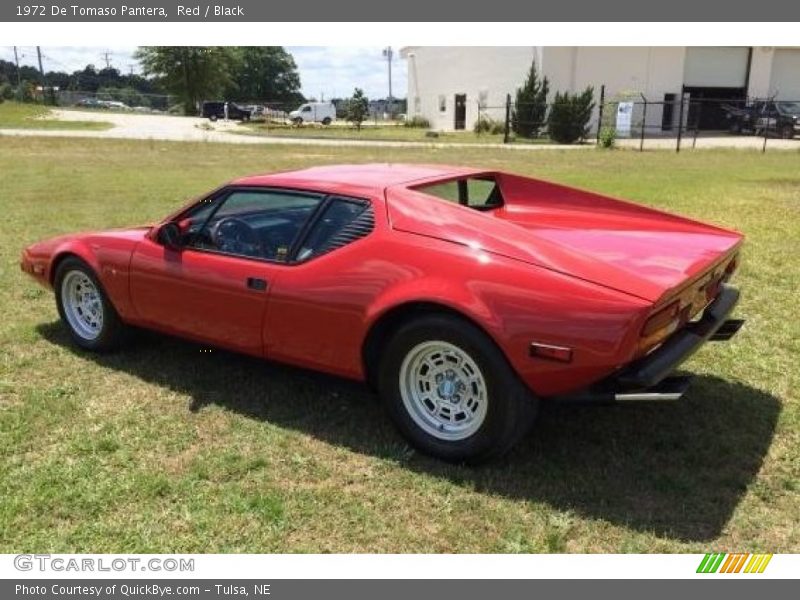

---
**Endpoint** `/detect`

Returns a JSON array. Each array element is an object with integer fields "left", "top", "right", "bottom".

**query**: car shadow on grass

[{"left": 38, "top": 322, "right": 780, "bottom": 543}]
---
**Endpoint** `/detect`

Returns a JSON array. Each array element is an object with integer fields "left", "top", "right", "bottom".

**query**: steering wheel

[{"left": 210, "top": 217, "right": 262, "bottom": 256}]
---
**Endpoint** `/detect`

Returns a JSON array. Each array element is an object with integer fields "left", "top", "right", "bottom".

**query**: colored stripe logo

[{"left": 697, "top": 553, "right": 772, "bottom": 574}]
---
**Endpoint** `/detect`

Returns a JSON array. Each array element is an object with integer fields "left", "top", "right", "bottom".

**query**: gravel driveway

[{"left": 1, "top": 109, "right": 798, "bottom": 151}]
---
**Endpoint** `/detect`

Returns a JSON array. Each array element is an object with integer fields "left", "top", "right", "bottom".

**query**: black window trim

[{"left": 172, "top": 185, "right": 372, "bottom": 266}]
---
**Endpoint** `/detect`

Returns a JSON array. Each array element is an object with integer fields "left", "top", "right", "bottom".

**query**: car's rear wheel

[
  {"left": 209, "top": 114, "right": 218, "bottom": 122},
  {"left": 780, "top": 124, "right": 794, "bottom": 139},
  {"left": 54, "top": 257, "right": 126, "bottom": 351},
  {"left": 378, "top": 314, "right": 538, "bottom": 463},
  {"left": 322, "top": 117, "right": 332, "bottom": 126}
]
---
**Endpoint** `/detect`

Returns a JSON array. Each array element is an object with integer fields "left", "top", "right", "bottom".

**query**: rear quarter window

[{"left": 296, "top": 197, "right": 374, "bottom": 262}]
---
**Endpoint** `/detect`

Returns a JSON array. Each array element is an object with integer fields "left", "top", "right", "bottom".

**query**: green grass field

[
  {"left": 0, "top": 102, "right": 112, "bottom": 131},
  {"left": 0, "top": 136, "right": 797, "bottom": 553},
  {"left": 237, "top": 120, "right": 550, "bottom": 145}
]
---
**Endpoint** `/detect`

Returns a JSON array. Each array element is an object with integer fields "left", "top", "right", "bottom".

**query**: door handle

[{"left": 246, "top": 277, "right": 267, "bottom": 291}]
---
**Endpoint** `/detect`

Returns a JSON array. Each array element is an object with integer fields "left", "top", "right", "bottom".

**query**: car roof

[{"left": 231, "top": 164, "right": 486, "bottom": 196}]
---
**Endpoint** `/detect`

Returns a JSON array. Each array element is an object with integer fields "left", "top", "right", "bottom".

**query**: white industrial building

[{"left": 401, "top": 47, "right": 800, "bottom": 132}]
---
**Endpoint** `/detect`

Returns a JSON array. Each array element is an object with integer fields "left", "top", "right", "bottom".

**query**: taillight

[
  {"left": 641, "top": 300, "right": 681, "bottom": 338},
  {"left": 723, "top": 255, "right": 738, "bottom": 281}
]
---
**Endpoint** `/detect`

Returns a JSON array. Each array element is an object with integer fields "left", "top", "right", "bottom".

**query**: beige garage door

[
  {"left": 770, "top": 49, "right": 800, "bottom": 100},
  {"left": 684, "top": 47, "right": 750, "bottom": 88}
]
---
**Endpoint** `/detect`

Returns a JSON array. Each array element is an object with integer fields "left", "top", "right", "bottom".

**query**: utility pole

[
  {"left": 13, "top": 46, "right": 22, "bottom": 97},
  {"left": 101, "top": 50, "right": 112, "bottom": 69},
  {"left": 36, "top": 46, "right": 47, "bottom": 104},
  {"left": 382, "top": 46, "right": 393, "bottom": 118},
  {"left": 36, "top": 46, "right": 45, "bottom": 80}
]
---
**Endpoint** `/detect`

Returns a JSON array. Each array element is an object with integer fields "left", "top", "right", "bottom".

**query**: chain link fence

[{"left": 474, "top": 88, "right": 799, "bottom": 151}]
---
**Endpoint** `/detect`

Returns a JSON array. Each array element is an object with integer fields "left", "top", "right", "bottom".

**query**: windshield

[{"left": 777, "top": 101, "right": 800, "bottom": 115}]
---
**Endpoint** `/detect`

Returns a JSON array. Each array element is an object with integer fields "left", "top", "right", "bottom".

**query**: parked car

[
  {"left": 21, "top": 165, "right": 744, "bottom": 462},
  {"left": 201, "top": 101, "right": 252, "bottom": 122},
  {"left": 289, "top": 102, "right": 336, "bottom": 125},
  {"left": 75, "top": 98, "right": 106, "bottom": 109},
  {"left": 723, "top": 99, "right": 800, "bottom": 139}
]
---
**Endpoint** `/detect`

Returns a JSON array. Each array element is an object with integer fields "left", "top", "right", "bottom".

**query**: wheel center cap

[{"left": 438, "top": 379, "right": 456, "bottom": 399}]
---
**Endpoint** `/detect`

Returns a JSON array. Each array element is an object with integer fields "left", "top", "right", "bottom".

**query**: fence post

[
  {"left": 762, "top": 117, "right": 769, "bottom": 153},
  {"left": 596, "top": 85, "right": 605, "bottom": 145},
  {"left": 676, "top": 92, "right": 686, "bottom": 153},
  {"left": 639, "top": 93, "right": 647, "bottom": 152},
  {"left": 503, "top": 93, "right": 511, "bottom": 144},
  {"left": 692, "top": 101, "right": 702, "bottom": 149}
]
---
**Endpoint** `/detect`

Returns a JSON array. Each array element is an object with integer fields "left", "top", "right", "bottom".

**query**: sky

[{"left": 1, "top": 46, "right": 408, "bottom": 100}]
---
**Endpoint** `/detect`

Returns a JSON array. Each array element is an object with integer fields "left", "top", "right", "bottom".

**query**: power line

[{"left": 101, "top": 50, "right": 113, "bottom": 69}]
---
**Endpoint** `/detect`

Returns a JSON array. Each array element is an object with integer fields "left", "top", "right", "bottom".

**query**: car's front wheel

[
  {"left": 54, "top": 257, "right": 126, "bottom": 351},
  {"left": 378, "top": 314, "right": 538, "bottom": 463}
]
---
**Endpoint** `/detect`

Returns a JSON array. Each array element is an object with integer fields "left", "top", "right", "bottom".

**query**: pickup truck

[{"left": 723, "top": 100, "right": 800, "bottom": 139}]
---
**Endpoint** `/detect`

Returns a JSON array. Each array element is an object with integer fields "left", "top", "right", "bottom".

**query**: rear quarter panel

[{"left": 266, "top": 225, "right": 650, "bottom": 397}]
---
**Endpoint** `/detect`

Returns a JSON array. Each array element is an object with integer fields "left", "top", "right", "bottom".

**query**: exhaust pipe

[{"left": 555, "top": 376, "right": 692, "bottom": 405}]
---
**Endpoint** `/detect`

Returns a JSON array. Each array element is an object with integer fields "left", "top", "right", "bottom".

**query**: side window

[
  {"left": 302, "top": 105, "right": 311, "bottom": 113},
  {"left": 296, "top": 198, "right": 373, "bottom": 262},
  {"left": 187, "top": 189, "right": 323, "bottom": 261},
  {"left": 417, "top": 177, "right": 503, "bottom": 210}
]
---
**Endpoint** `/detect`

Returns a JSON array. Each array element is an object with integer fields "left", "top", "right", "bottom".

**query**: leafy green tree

[
  {"left": 135, "top": 46, "right": 238, "bottom": 114},
  {"left": 512, "top": 59, "right": 549, "bottom": 138},
  {"left": 547, "top": 86, "right": 595, "bottom": 144},
  {"left": 346, "top": 88, "right": 369, "bottom": 130},
  {"left": 228, "top": 47, "right": 303, "bottom": 104}
]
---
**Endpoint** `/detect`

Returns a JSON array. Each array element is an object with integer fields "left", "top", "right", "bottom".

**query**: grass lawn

[
  {"left": 0, "top": 136, "right": 797, "bottom": 553},
  {"left": 236, "top": 120, "right": 551, "bottom": 145},
  {"left": 0, "top": 101, "right": 112, "bottom": 131}
]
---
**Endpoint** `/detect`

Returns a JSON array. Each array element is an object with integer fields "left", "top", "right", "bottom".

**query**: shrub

[
  {"left": 513, "top": 59, "right": 549, "bottom": 138},
  {"left": 404, "top": 115, "right": 431, "bottom": 128},
  {"left": 473, "top": 118, "right": 491, "bottom": 134},
  {"left": 547, "top": 87, "right": 595, "bottom": 144},
  {"left": 473, "top": 117, "right": 505, "bottom": 135},
  {"left": 599, "top": 126, "right": 617, "bottom": 149},
  {"left": 346, "top": 88, "right": 369, "bottom": 130},
  {"left": 0, "top": 82, "right": 12, "bottom": 101}
]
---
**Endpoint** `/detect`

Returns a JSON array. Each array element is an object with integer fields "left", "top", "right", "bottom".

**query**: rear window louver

[{"left": 317, "top": 204, "right": 375, "bottom": 256}]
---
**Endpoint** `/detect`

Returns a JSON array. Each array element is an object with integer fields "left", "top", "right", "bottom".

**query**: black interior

[{"left": 187, "top": 206, "right": 314, "bottom": 261}]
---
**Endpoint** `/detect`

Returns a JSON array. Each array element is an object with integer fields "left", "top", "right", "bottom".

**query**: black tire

[
  {"left": 208, "top": 114, "right": 218, "bottom": 122},
  {"left": 54, "top": 257, "right": 126, "bottom": 352},
  {"left": 780, "top": 124, "right": 794, "bottom": 139},
  {"left": 322, "top": 117, "right": 332, "bottom": 126},
  {"left": 292, "top": 117, "right": 303, "bottom": 126},
  {"left": 378, "top": 314, "right": 538, "bottom": 463},
  {"left": 242, "top": 114, "right": 251, "bottom": 122}
]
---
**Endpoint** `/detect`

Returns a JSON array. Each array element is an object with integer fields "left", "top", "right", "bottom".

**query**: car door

[
  {"left": 262, "top": 195, "right": 377, "bottom": 376},
  {"left": 129, "top": 187, "right": 325, "bottom": 356}
]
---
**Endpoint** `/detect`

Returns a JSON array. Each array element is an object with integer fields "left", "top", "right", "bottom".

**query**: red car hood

[{"left": 387, "top": 175, "right": 742, "bottom": 303}]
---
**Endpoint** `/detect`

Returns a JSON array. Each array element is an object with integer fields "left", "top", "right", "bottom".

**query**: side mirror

[{"left": 156, "top": 222, "right": 183, "bottom": 250}]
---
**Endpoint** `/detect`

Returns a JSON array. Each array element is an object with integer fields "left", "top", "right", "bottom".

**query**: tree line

[{"left": 0, "top": 46, "right": 306, "bottom": 114}]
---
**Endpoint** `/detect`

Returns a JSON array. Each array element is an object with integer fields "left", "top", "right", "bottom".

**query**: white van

[{"left": 289, "top": 102, "right": 336, "bottom": 125}]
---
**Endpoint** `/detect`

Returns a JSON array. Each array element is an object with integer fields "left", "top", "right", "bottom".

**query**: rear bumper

[
  {"left": 616, "top": 284, "right": 742, "bottom": 389},
  {"left": 554, "top": 284, "right": 743, "bottom": 404}
]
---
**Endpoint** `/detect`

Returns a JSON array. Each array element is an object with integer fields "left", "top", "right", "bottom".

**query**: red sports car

[{"left": 21, "top": 164, "right": 744, "bottom": 462}]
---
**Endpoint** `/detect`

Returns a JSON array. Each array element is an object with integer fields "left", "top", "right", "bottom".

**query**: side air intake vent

[{"left": 316, "top": 204, "right": 375, "bottom": 256}]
